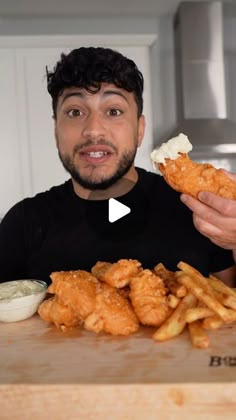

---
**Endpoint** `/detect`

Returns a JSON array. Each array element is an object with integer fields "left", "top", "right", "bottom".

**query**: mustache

[{"left": 74, "top": 139, "right": 118, "bottom": 154}]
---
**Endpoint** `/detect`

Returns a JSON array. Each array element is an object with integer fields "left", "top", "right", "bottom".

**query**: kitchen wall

[
  {"left": 1, "top": 10, "right": 236, "bottom": 217},
  {"left": 0, "top": 14, "right": 175, "bottom": 145},
  {"left": 0, "top": 9, "right": 236, "bottom": 140},
  {"left": 224, "top": 15, "right": 236, "bottom": 123}
]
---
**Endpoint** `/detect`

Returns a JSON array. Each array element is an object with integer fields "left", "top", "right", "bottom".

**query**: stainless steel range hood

[{"left": 168, "top": 1, "right": 236, "bottom": 158}]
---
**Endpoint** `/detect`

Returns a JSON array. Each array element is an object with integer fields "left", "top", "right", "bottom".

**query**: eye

[
  {"left": 67, "top": 108, "right": 83, "bottom": 117},
  {"left": 107, "top": 108, "right": 122, "bottom": 117}
]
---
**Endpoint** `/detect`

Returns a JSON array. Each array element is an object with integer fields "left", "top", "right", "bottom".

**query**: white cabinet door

[
  {"left": 16, "top": 48, "right": 71, "bottom": 196},
  {"left": 0, "top": 36, "right": 156, "bottom": 216},
  {"left": 0, "top": 50, "right": 23, "bottom": 217}
]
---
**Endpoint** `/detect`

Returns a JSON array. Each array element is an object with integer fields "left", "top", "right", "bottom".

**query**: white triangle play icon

[{"left": 108, "top": 198, "right": 131, "bottom": 223}]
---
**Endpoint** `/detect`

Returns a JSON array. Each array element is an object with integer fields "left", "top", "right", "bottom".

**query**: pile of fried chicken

[{"left": 38, "top": 259, "right": 173, "bottom": 336}]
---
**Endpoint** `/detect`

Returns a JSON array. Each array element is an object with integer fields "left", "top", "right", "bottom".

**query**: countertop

[{"left": 1, "top": 314, "right": 236, "bottom": 419}]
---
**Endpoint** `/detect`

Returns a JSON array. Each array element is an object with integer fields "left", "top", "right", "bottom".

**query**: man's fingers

[
  {"left": 192, "top": 214, "right": 222, "bottom": 241},
  {"left": 198, "top": 192, "right": 236, "bottom": 217},
  {"left": 181, "top": 193, "right": 228, "bottom": 227},
  {"left": 180, "top": 194, "right": 202, "bottom": 212},
  {"left": 181, "top": 193, "right": 236, "bottom": 248},
  {"left": 181, "top": 192, "right": 236, "bottom": 218},
  {"left": 180, "top": 184, "right": 236, "bottom": 251},
  {"left": 192, "top": 214, "right": 233, "bottom": 249}
]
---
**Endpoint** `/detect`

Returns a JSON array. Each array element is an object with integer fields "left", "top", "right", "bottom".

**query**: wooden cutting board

[{"left": 1, "top": 314, "right": 236, "bottom": 419}]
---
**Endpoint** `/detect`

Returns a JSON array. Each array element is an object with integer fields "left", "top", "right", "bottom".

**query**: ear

[{"left": 137, "top": 115, "right": 146, "bottom": 147}]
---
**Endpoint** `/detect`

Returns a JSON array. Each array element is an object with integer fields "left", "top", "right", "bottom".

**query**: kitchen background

[{"left": 1, "top": 0, "right": 236, "bottom": 218}]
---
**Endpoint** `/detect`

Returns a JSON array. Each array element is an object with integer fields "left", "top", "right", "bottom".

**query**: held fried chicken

[
  {"left": 91, "top": 258, "right": 142, "bottom": 288},
  {"left": 84, "top": 283, "right": 139, "bottom": 336},
  {"left": 129, "top": 269, "right": 169, "bottom": 327},
  {"left": 150, "top": 133, "right": 236, "bottom": 200}
]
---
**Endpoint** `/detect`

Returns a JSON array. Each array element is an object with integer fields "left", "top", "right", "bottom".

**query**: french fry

[
  {"left": 153, "top": 292, "right": 197, "bottom": 341},
  {"left": 154, "top": 263, "right": 187, "bottom": 298},
  {"left": 167, "top": 293, "right": 180, "bottom": 309},
  {"left": 209, "top": 275, "right": 236, "bottom": 299},
  {"left": 202, "top": 315, "right": 223, "bottom": 330},
  {"left": 185, "top": 307, "right": 214, "bottom": 323},
  {"left": 223, "top": 309, "right": 236, "bottom": 322},
  {"left": 221, "top": 295, "right": 236, "bottom": 310},
  {"left": 188, "top": 320, "right": 210, "bottom": 349},
  {"left": 208, "top": 275, "right": 236, "bottom": 309},
  {"left": 176, "top": 272, "right": 233, "bottom": 322},
  {"left": 194, "top": 280, "right": 236, "bottom": 309},
  {"left": 197, "top": 300, "right": 207, "bottom": 308},
  {"left": 153, "top": 261, "right": 236, "bottom": 346},
  {"left": 178, "top": 262, "right": 236, "bottom": 305},
  {"left": 180, "top": 265, "right": 236, "bottom": 310},
  {"left": 177, "top": 261, "right": 214, "bottom": 293}
]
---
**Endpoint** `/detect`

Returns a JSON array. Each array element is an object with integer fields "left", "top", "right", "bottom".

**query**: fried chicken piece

[
  {"left": 91, "top": 259, "right": 142, "bottom": 288},
  {"left": 159, "top": 153, "right": 236, "bottom": 200},
  {"left": 91, "top": 261, "right": 112, "bottom": 279},
  {"left": 154, "top": 262, "right": 187, "bottom": 298},
  {"left": 129, "top": 269, "right": 169, "bottom": 327},
  {"left": 151, "top": 133, "right": 236, "bottom": 200},
  {"left": 38, "top": 296, "right": 81, "bottom": 329},
  {"left": 48, "top": 270, "right": 100, "bottom": 319},
  {"left": 117, "top": 286, "right": 131, "bottom": 299},
  {"left": 153, "top": 262, "right": 175, "bottom": 283},
  {"left": 84, "top": 283, "right": 139, "bottom": 336}
]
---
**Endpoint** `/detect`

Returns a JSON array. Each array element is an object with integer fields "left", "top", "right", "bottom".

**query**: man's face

[{"left": 54, "top": 83, "right": 145, "bottom": 190}]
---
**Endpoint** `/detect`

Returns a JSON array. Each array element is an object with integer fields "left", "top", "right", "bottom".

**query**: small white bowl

[{"left": 0, "top": 279, "right": 47, "bottom": 322}]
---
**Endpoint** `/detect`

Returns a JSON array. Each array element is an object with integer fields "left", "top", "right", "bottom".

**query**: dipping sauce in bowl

[{"left": 0, "top": 279, "right": 47, "bottom": 322}]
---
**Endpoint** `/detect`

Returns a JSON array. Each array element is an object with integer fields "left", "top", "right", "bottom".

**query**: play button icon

[{"left": 108, "top": 198, "right": 131, "bottom": 223}]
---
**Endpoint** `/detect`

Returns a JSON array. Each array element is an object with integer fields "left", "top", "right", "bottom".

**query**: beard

[{"left": 58, "top": 143, "right": 137, "bottom": 190}]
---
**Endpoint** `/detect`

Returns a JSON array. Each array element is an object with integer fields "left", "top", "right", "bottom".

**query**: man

[{"left": 0, "top": 47, "right": 235, "bottom": 285}]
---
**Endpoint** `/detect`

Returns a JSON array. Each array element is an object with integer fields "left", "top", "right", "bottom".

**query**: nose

[{"left": 82, "top": 112, "right": 106, "bottom": 140}]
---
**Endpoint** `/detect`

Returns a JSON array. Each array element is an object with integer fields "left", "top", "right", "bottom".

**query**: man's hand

[{"left": 180, "top": 172, "right": 236, "bottom": 260}]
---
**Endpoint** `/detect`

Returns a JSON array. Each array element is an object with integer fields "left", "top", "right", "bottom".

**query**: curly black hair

[{"left": 47, "top": 46, "right": 144, "bottom": 118}]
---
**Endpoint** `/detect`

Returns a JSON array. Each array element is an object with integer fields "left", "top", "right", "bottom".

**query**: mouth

[{"left": 79, "top": 145, "right": 114, "bottom": 165}]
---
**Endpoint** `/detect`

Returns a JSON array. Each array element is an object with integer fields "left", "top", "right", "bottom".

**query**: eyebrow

[
  {"left": 61, "top": 89, "right": 129, "bottom": 105},
  {"left": 61, "top": 91, "right": 83, "bottom": 104},
  {"left": 103, "top": 89, "right": 129, "bottom": 103}
]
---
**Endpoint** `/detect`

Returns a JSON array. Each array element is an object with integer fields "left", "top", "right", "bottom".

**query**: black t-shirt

[{"left": 0, "top": 168, "right": 234, "bottom": 284}]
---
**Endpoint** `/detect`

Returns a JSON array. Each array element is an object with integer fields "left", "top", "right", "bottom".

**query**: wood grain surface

[{"left": 1, "top": 314, "right": 236, "bottom": 419}]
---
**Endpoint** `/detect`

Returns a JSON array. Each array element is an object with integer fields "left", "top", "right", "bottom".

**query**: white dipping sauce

[{"left": 0, "top": 280, "right": 44, "bottom": 301}]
